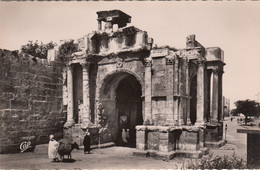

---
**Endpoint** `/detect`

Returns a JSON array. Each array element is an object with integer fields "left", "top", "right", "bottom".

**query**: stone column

[
  {"left": 178, "top": 63, "right": 184, "bottom": 125},
  {"left": 196, "top": 57, "right": 205, "bottom": 126},
  {"left": 144, "top": 58, "right": 152, "bottom": 124},
  {"left": 173, "top": 57, "right": 179, "bottom": 125},
  {"left": 212, "top": 68, "right": 219, "bottom": 122},
  {"left": 218, "top": 70, "right": 223, "bottom": 121},
  {"left": 62, "top": 68, "right": 68, "bottom": 106},
  {"left": 179, "top": 98, "right": 184, "bottom": 125},
  {"left": 166, "top": 56, "right": 175, "bottom": 125},
  {"left": 207, "top": 69, "right": 212, "bottom": 121},
  {"left": 81, "top": 62, "right": 92, "bottom": 129},
  {"left": 64, "top": 64, "right": 75, "bottom": 128},
  {"left": 185, "top": 60, "right": 191, "bottom": 125}
]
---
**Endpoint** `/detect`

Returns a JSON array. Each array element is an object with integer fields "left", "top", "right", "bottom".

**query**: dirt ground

[
  {"left": 0, "top": 145, "right": 187, "bottom": 169},
  {"left": 0, "top": 117, "right": 247, "bottom": 169}
]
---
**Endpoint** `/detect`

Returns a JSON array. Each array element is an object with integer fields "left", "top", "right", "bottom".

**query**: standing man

[
  {"left": 48, "top": 134, "right": 59, "bottom": 162},
  {"left": 83, "top": 131, "right": 91, "bottom": 154}
]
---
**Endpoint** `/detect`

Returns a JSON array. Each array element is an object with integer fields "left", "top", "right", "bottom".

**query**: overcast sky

[{"left": 0, "top": 2, "right": 260, "bottom": 108}]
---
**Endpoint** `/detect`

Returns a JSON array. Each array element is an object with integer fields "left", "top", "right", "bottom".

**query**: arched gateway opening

[{"left": 100, "top": 71, "right": 143, "bottom": 147}]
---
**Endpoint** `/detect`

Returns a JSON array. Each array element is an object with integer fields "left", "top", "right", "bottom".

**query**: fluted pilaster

[{"left": 196, "top": 57, "right": 205, "bottom": 126}]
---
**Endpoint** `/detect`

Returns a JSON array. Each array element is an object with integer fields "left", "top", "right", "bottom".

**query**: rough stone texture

[
  {"left": 0, "top": 49, "right": 65, "bottom": 153},
  {"left": 134, "top": 125, "right": 208, "bottom": 159},
  {"left": 205, "top": 123, "right": 223, "bottom": 143}
]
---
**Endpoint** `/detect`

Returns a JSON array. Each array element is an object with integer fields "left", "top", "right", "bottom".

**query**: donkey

[{"left": 58, "top": 141, "right": 79, "bottom": 160}]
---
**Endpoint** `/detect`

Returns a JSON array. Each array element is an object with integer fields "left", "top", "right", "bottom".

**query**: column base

[
  {"left": 205, "top": 140, "right": 226, "bottom": 148},
  {"left": 64, "top": 120, "right": 75, "bottom": 128},
  {"left": 81, "top": 121, "right": 94, "bottom": 129},
  {"left": 143, "top": 119, "right": 154, "bottom": 125},
  {"left": 186, "top": 119, "right": 191, "bottom": 125},
  {"left": 133, "top": 148, "right": 208, "bottom": 160},
  {"left": 195, "top": 121, "right": 205, "bottom": 127}
]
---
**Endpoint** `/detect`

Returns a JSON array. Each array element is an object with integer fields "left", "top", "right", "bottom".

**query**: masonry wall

[{"left": 0, "top": 49, "right": 65, "bottom": 153}]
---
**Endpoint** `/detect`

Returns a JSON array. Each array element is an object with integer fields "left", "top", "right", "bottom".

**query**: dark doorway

[
  {"left": 190, "top": 75, "right": 197, "bottom": 125},
  {"left": 115, "top": 75, "right": 143, "bottom": 147}
]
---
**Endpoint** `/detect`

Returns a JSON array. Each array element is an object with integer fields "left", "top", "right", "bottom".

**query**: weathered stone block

[
  {"left": 11, "top": 99, "right": 28, "bottom": 110},
  {"left": 178, "top": 130, "right": 199, "bottom": 150},
  {"left": 147, "top": 131, "right": 159, "bottom": 150},
  {"left": 0, "top": 99, "right": 10, "bottom": 109}
]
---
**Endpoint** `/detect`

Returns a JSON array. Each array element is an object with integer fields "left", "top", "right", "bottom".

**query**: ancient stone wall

[{"left": 0, "top": 49, "right": 65, "bottom": 153}]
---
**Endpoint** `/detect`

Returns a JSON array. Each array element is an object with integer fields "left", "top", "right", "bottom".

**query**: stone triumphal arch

[{"left": 58, "top": 10, "right": 225, "bottom": 158}]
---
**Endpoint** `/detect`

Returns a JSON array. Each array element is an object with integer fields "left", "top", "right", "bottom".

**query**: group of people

[{"left": 48, "top": 131, "right": 91, "bottom": 163}]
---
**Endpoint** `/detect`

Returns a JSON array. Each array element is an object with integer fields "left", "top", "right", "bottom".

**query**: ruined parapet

[
  {"left": 76, "top": 27, "right": 151, "bottom": 56},
  {"left": 96, "top": 10, "right": 131, "bottom": 32},
  {"left": 186, "top": 34, "right": 204, "bottom": 49},
  {"left": 74, "top": 10, "right": 152, "bottom": 56}
]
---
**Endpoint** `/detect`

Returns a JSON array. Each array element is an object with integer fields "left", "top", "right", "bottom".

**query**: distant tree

[
  {"left": 57, "top": 40, "right": 78, "bottom": 61},
  {"left": 21, "top": 41, "right": 56, "bottom": 59},
  {"left": 230, "top": 109, "right": 239, "bottom": 116},
  {"left": 233, "top": 99, "right": 260, "bottom": 125}
]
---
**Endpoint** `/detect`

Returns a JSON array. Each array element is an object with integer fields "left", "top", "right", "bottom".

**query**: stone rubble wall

[{"left": 0, "top": 49, "right": 65, "bottom": 153}]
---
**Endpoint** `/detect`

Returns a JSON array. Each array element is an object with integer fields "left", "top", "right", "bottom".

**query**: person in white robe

[
  {"left": 48, "top": 134, "right": 59, "bottom": 162},
  {"left": 122, "top": 129, "right": 128, "bottom": 144}
]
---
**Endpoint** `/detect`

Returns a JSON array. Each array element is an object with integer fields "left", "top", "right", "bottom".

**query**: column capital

[
  {"left": 197, "top": 57, "right": 206, "bottom": 66},
  {"left": 80, "top": 62, "right": 90, "bottom": 67},
  {"left": 66, "top": 64, "right": 74, "bottom": 70},
  {"left": 212, "top": 67, "right": 219, "bottom": 74},
  {"left": 218, "top": 69, "right": 224, "bottom": 75},
  {"left": 207, "top": 69, "right": 213, "bottom": 74},
  {"left": 185, "top": 59, "right": 190, "bottom": 69},
  {"left": 145, "top": 58, "right": 152, "bottom": 67},
  {"left": 166, "top": 55, "right": 175, "bottom": 65}
]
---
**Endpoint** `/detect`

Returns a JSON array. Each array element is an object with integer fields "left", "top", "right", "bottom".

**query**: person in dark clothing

[{"left": 83, "top": 131, "right": 91, "bottom": 154}]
